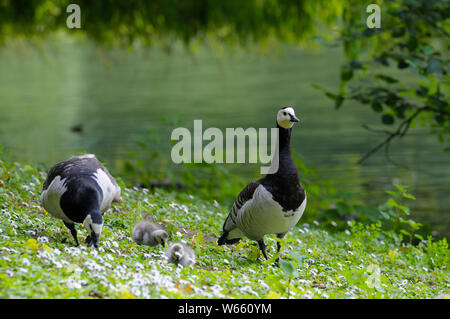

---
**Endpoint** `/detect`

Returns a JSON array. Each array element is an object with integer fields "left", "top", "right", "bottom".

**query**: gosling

[
  {"left": 164, "top": 242, "right": 196, "bottom": 267},
  {"left": 132, "top": 214, "right": 168, "bottom": 247}
]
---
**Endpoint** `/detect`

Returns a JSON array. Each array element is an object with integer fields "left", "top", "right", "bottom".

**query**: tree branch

[{"left": 357, "top": 107, "right": 427, "bottom": 164}]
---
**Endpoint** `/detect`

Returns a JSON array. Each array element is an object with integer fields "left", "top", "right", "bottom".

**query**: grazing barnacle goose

[
  {"left": 40, "top": 154, "right": 122, "bottom": 248},
  {"left": 164, "top": 242, "right": 196, "bottom": 267},
  {"left": 132, "top": 213, "right": 168, "bottom": 247},
  {"left": 218, "top": 107, "right": 306, "bottom": 260}
]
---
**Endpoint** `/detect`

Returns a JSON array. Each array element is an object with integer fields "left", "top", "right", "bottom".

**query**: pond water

[{"left": 0, "top": 40, "right": 448, "bottom": 238}]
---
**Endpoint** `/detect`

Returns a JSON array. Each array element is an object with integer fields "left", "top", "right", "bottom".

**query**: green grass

[{"left": 0, "top": 159, "right": 448, "bottom": 299}]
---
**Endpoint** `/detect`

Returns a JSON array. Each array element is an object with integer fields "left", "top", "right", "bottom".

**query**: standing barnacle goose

[
  {"left": 218, "top": 107, "right": 306, "bottom": 260},
  {"left": 40, "top": 154, "right": 122, "bottom": 248}
]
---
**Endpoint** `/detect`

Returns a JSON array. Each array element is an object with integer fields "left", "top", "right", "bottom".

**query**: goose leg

[
  {"left": 64, "top": 222, "right": 79, "bottom": 246},
  {"left": 257, "top": 239, "right": 268, "bottom": 260},
  {"left": 85, "top": 235, "right": 92, "bottom": 246},
  {"left": 276, "top": 232, "right": 286, "bottom": 253},
  {"left": 274, "top": 233, "right": 287, "bottom": 266}
]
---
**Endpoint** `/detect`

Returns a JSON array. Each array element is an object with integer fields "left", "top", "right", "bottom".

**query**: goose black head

[
  {"left": 83, "top": 213, "right": 103, "bottom": 248},
  {"left": 277, "top": 107, "right": 299, "bottom": 129}
]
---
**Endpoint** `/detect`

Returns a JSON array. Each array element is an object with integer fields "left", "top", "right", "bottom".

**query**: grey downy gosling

[
  {"left": 218, "top": 107, "right": 306, "bottom": 260},
  {"left": 40, "top": 154, "right": 122, "bottom": 248},
  {"left": 132, "top": 213, "right": 168, "bottom": 247},
  {"left": 164, "top": 242, "right": 196, "bottom": 267}
]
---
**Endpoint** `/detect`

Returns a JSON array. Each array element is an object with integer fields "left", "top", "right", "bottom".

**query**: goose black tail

[{"left": 218, "top": 232, "right": 240, "bottom": 246}]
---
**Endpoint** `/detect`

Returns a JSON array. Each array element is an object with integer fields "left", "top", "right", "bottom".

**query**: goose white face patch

[
  {"left": 83, "top": 215, "right": 103, "bottom": 235},
  {"left": 277, "top": 107, "right": 297, "bottom": 129},
  {"left": 40, "top": 176, "right": 71, "bottom": 222}
]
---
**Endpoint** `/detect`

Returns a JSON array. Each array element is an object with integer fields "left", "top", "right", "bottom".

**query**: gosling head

[
  {"left": 152, "top": 229, "right": 168, "bottom": 247},
  {"left": 170, "top": 243, "right": 184, "bottom": 263},
  {"left": 164, "top": 242, "right": 195, "bottom": 267},
  {"left": 276, "top": 107, "right": 299, "bottom": 129},
  {"left": 141, "top": 213, "right": 153, "bottom": 221}
]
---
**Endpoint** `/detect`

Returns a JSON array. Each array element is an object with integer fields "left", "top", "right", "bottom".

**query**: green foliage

[
  {"left": 378, "top": 184, "right": 424, "bottom": 243},
  {"left": 0, "top": 0, "right": 349, "bottom": 49},
  {"left": 318, "top": 0, "right": 450, "bottom": 157}
]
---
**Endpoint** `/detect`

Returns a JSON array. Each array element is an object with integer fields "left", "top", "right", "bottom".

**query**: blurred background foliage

[
  {"left": 318, "top": 0, "right": 449, "bottom": 161},
  {"left": 0, "top": 0, "right": 346, "bottom": 48}
]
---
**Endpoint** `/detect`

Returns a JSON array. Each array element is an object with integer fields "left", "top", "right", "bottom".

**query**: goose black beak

[
  {"left": 290, "top": 114, "right": 300, "bottom": 122},
  {"left": 86, "top": 233, "right": 99, "bottom": 249}
]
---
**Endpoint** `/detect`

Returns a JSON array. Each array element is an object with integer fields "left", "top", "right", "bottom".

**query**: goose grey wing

[
  {"left": 85, "top": 157, "right": 121, "bottom": 197},
  {"left": 42, "top": 161, "right": 68, "bottom": 191},
  {"left": 222, "top": 180, "right": 261, "bottom": 232},
  {"left": 76, "top": 156, "right": 122, "bottom": 202}
]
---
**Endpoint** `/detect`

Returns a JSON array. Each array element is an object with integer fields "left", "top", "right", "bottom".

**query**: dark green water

[{"left": 0, "top": 40, "right": 448, "bottom": 238}]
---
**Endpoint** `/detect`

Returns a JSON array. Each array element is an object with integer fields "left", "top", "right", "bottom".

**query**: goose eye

[{"left": 283, "top": 112, "right": 287, "bottom": 116}]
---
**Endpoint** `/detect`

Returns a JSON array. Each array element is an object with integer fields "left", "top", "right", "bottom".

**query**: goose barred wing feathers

[{"left": 218, "top": 180, "right": 261, "bottom": 244}]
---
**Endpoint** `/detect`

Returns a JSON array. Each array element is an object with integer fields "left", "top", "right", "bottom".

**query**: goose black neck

[
  {"left": 271, "top": 122, "right": 298, "bottom": 180},
  {"left": 277, "top": 123, "right": 291, "bottom": 155}
]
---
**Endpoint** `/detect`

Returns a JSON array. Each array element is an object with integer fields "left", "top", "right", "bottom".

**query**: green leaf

[
  {"left": 422, "top": 45, "right": 434, "bottom": 55},
  {"left": 389, "top": 250, "right": 396, "bottom": 262},
  {"left": 386, "top": 198, "right": 398, "bottom": 207},
  {"left": 379, "top": 210, "right": 390, "bottom": 219},
  {"left": 397, "top": 204, "right": 410, "bottom": 215},
  {"left": 311, "top": 83, "right": 323, "bottom": 91},
  {"left": 376, "top": 74, "right": 399, "bottom": 84},
  {"left": 341, "top": 67, "right": 353, "bottom": 82},
  {"left": 391, "top": 28, "right": 405, "bottom": 38},
  {"left": 402, "top": 193, "right": 416, "bottom": 200},
  {"left": 25, "top": 238, "right": 39, "bottom": 251},
  {"left": 324, "top": 90, "right": 338, "bottom": 100},
  {"left": 400, "top": 229, "right": 410, "bottom": 237},
  {"left": 406, "top": 36, "right": 418, "bottom": 51},
  {"left": 427, "top": 58, "right": 443, "bottom": 74},
  {"left": 235, "top": 242, "right": 246, "bottom": 251},
  {"left": 336, "top": 202, "right": 351, "bottom": 215},
  {"left": 397, "top": 59, "right": 409, "bottom": 69},
  {"left": 335, "top": 95, "right": 344, "bottom": 109},
  {"left": 385, "top": 190, "right": 398, "bottom": 198},
  {"left": 324, "top": 91, "right": 344, "bottom": 109},
  {"left": 393, "top": 184, "right": 405, "bottom": 193},
  {"left": 22, "top": 165, "right": 34, "bottom": 174},
  {"left": 428, "top": 95, "right": 448, "bottom": 109},
  {"left": 348, "top": 60, "right": 363, "bottom": 70},
  {"left": 371, "top": 102, "right": 383, "bottom": 113},
  {"left": 248, "top": 245, "right": 260, "bottom": 261},
  {"left": 279, "top": 259, "right": 297, "bottom": 278},
  {"left": 382, "top": 114, "right": 395, "bottom": 125},
  {"left": 290, "top": 252, "right": 304, "bottom": 264}
]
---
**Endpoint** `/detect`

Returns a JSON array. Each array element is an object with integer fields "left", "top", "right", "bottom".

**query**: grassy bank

[{"left": 0, "top": 159, "right": 448, "bottom": 298}]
